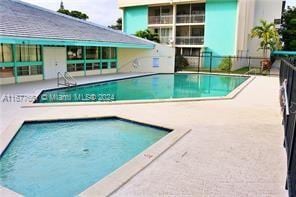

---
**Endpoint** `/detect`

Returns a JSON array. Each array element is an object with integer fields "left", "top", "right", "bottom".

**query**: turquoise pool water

[
  {"left": 0, "top": 118, "right": 169, "bottom": 196},
  {"left": 36, "top": 74, "right": 248, "bottom": 103}
]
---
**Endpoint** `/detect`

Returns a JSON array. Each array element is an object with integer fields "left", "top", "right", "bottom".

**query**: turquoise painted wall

[
  {"left": 124, "top": 6, "right": 148, "bottom": 34},
  {"left": 204, "top": 0, "right": 238, "bottom": 67}
]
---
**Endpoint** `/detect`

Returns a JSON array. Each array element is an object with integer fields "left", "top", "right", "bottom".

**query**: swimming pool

[
  {"left": 0, "top": 118, "right": 170, "bottom": 196},
  {"left": 36, "top": 74, "right": 248, "bottom": 103}
]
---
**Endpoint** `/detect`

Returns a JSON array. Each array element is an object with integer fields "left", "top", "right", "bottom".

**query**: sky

[
  {"left": 22, "top": 0, "right": 296, "bottom": 27},
  {"left": 21, "top": 0, "right": 122, "bottom": 27}
]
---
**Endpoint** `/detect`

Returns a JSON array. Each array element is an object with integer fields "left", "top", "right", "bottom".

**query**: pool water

[
  {"left": 0, "top": 118, "right": 169, "bottom": 196},
  {"left": 36, "top": 74, "right": 248, "bottom": 103}
]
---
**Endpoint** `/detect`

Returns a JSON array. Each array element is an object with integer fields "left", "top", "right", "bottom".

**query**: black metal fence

[
  {"left": 176, "top": 52, "right": 275, "bottom": 75},
  {"left": 279, "top": 57, "right": 296, "bottom": 196}
]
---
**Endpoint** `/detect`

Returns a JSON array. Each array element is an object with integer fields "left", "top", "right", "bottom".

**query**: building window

[
  {"left": 86, "top": 63, "right": 100, "bottom": 70},
  {"left": 17, "top": 66, "right": 29, "bottom": 76},
  {"left": 102, "top": 47, "right": 116, "bottom": 59},
  {"left": 15, "top": 45, "right": 41, "bottom": 62},
  {"left": 192, "top": 48, "right": 200, "bottom": 56},
  {"left": 102, "top": 47, "right": 109, "bottom": 59},
  {"left": 102, "top": 62, "right": 108, "bottom": 69},
  {"left": 183, "top": 48, "right": 191, "bottom": 56},
  {"left": 110, "top": 62, "right": 117, "bottom": 69},
  {"left": 76, "top": 64, "right": 83, "bottom": 71},
  {"left": 67, "top": 64, "right": 76, "bottom": 72},
  {"left": 17, "top": 65, "right": 42, "bottom": 76},
  {"left": 67, "top": 63, "right": 84, "bottom": 72},
  {"left": 0, "top": 44, "right": 13, "bottom": 62},
  {"left": 67, "top": 46, "right": 83, "bottom": 60},
  {"left": 86, "top": 47, "right": 99, "bottom": 59},
  {"left": 86, "top": 63, "right": 93, "bottom": 70},
  {"left": 161, "top": 6, "right": 172, "bottom": 15},
  {"left": 94, "top": 63, "right": 100, "bottom": 70},
  {"left": 176, "top": 48, "right": 182, "bottom": 56},
  {"left": 0, "top": 67, "right": 14, "bottom": 78},
  {"left": 30, "top": 65, "right": 42, "bottom": 75}
]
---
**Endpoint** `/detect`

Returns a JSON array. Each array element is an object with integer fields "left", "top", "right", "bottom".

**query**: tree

[
  {"left": 218, "top": 57, "right": 232, "bottom": 72},
  {"left": 175, "top": 54, "right": 189, "bottom": 71},
  {"left": 109, "top": 18, "right": 122, "bottom": 30},
  {"left": 280, "top": 6, "right": 296, "bottom": 51},
  {"left": 57, "top": 1, "right": 89, "bottom": 20},
  {"left": 135, "top": 29, "right": 160, "bottom": 43},
  {"left": 250, "top": 20, "right": 282, "bottom": 58}
]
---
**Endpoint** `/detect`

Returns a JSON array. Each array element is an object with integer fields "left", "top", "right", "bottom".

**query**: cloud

[
  {"left": 286, "top": 0, "right": 296, "bottom": 7},
  {"left": 21, "top": 0, "right": 121, "bottom": 27}
]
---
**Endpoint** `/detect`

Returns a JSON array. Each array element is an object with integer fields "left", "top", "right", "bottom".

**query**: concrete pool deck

[{"left": 0, "top": 73, "right": 287, "bottom": 196}]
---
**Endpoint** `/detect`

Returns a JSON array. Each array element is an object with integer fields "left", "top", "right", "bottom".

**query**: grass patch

[{"left": 232, "top": 67, "right": 250, "bottom": 74}]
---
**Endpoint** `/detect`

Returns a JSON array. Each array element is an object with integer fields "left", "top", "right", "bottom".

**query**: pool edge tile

[
  {"left": 0, "top": 185, "right": 22, "bottom": 197},
  {"left": 79, "top": 127, "right": 191, "bottom": 197}
]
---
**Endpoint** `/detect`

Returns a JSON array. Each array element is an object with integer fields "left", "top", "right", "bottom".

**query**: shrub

[
  {"left": 218, "top": 57, "right": 232, "bottom": 72},
  {"left": 175, "top": 55, "right": 189, "bottom": 71}
]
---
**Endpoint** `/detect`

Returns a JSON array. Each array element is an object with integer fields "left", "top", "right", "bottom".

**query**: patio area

[{"left": 0, "top": 73, "right": 286, "bottom": 196}]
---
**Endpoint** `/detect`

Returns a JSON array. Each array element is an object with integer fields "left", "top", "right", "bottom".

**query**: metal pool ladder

[{"left": 57, "top": 72, "right": 77, "bottom": 87}]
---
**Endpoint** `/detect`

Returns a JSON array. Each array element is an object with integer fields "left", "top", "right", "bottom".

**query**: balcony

[
  {"left": 159, "top": 36, "right": 172, "bottom": 45},
  {"left": 176, "top": 14, "right": 205, "bottom": 24},
  {"left": 148, "top": 15, "right": 173, "bottom": 25},
  {"left": 175, "top": 36, "right": 204, "bottom": 45}
]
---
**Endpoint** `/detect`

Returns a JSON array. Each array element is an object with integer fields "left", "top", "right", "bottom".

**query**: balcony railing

[
  {"left": 184, "top": 56, "right": 200, "bottom": 67},
  {"left": 159, "top": 36, "right": 172, "bottom": 45},
  {"left": 149, "top": 15, "right": 173, "bottom": 24},
  {"left": 176, "top": 14, "right": 205, "bottom": 23},
  {"left": 175, "top": 36, "right": 204, "bottom": 45}
]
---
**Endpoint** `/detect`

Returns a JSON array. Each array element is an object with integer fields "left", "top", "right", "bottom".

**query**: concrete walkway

[{"left": 0, "top": 74, "right": 286, "bottom": 196}]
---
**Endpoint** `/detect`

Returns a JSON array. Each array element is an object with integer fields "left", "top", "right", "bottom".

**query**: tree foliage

[
  {"left": 218, "top": 57, "right": 232, "bottom": 72},
  {"left": 57, "top": 8, "right": 89, "bottom": 20},
  {"left": 250, "top": 20, "right": 282, "bottom": 57},
  {"left": 280, "top": 6, "right": 296, "bottom": 51},
  {"left": 135, "top": 29, "right": 160, "bottom": 43},
  {"left": 109, "top": 18, "right": 122, "bottom": 30},
  {"left": 175, "top": 55, "right": 189, "bottom": 71}
]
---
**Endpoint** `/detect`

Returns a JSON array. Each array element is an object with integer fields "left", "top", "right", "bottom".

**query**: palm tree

[{"left": 250, "top": 20, "right": 282, "bottom": 58}]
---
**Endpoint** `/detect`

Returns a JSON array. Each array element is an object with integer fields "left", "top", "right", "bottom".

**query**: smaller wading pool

[
  {"left": 0, "top": 117, "right": 171, "bottom": 196},
  {"left": 35, "top": 73, "right": 249, "bottom": 103}
]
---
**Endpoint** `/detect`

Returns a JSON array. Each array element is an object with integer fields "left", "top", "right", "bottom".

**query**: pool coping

[
  {"left": 21, "top": 73, "right": 255, "bottom": 108},
  {"left": 0, "top": 115, "right": 191, "bottom": 197}
]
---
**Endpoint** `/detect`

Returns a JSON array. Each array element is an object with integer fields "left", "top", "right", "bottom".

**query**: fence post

[
  {"left": 198, "top": 52, "right": 200, "bottom": 73},
  {"left": 229, "top": 56, "right": 231, "bottom": 74},
  {"left": 248, "top": 56, "right": 251, "bottom": 71},
  {"left": 210, "top": 52, "right": 212, "bottom": 73},
  {"left": 280, "top": 58, "right": 296, "bottom": 196}
]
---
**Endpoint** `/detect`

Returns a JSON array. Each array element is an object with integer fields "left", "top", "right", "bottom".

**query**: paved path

[{"left": 0, "top": 74, "right": 286, "bottom": 196}]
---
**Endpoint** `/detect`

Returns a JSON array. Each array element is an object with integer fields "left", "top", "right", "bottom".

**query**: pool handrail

[{"left": 57, "top": 72, "right": 77, "bottom": 87}]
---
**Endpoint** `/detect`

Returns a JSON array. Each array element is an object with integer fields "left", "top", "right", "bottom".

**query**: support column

[
  {"left": 115, "top": 48, "right": 118, "bottom": 73},
  {"left": 41, "top": 45, "right": 45, "bottom": 80},
  {"left": 189, "top": 25, "right": 191, "bottom": 45},
  {"left": 100, "top": 47, "right": 102, "bottom": 74},
  {"left": 12, "top": 44, "right": 18, "bottom": 84},
  {"left": 83, "top": 46, "right": 86, "bottom": 76},
  {"left": 172, "top": 4, "right": 176, "bottom": 47}
]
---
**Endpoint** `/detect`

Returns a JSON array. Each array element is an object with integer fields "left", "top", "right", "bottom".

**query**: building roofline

[
  {"left": 8, "top": 0, "right": 155, "bottom": 48},
  {"left": 118, "top": 0, "right": 206, "bottom": 8},
  {"left": 0, "top": 35, "right": 154, "bottom": 49}
]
